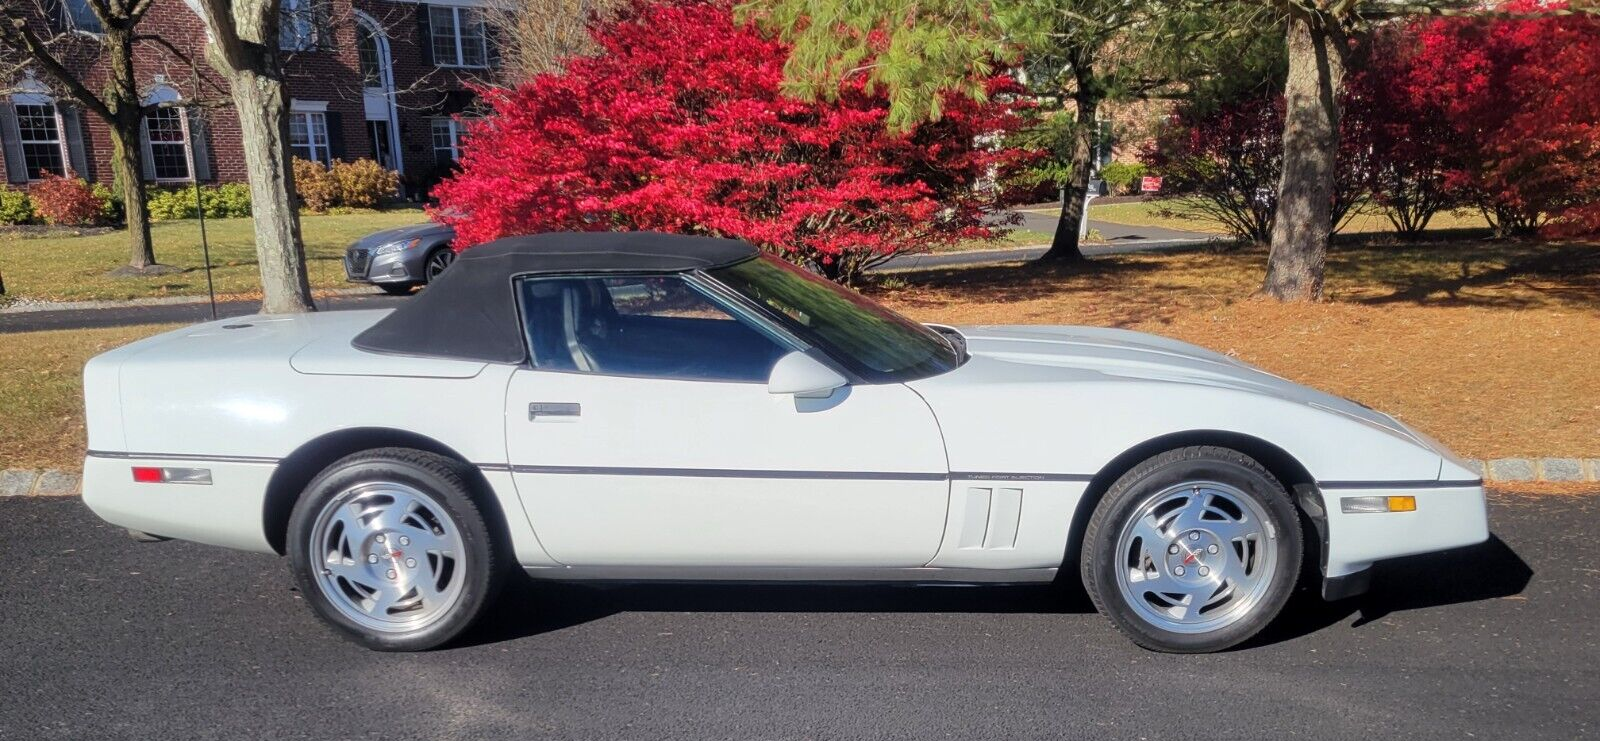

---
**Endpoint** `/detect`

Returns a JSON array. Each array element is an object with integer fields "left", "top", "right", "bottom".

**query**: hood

[
  {"left": 946, "top": 324, "right": 1427, "bottom": 446},
  {"left": 352, "top": 221, "right": 454, "bottom": 249}
]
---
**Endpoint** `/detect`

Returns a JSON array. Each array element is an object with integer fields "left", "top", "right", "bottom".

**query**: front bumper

[
  {"left": 1307, "top": 481, "right": 1489, "bottom": 599},
  {"left": 81, "top": 453, "right": 279, "bottom": 554},
  {"left": 344, "top": 247, "right": 414, "bottom": 285}
]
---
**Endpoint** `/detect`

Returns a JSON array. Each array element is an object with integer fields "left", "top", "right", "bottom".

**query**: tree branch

[
  {"left": 132, "top": 32, "right": 232, "bottom": 101},
  {"left": 0, "top": 14, "right": 114, "bottom": 121}
]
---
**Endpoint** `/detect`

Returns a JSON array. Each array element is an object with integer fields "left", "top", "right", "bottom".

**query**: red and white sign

[{"left": 1140, "top": 176, "right": 1163, "bottom": 193}]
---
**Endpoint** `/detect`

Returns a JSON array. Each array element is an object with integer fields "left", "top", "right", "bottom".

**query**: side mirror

[{"left": 767, "top": 351, "right": 847, "bottom": 398}]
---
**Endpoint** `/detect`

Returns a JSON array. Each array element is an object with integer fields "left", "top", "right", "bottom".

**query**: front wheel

[
  {"left": 287, "top": 449, "right": 503, "bottom": 651},
  {"left": 1080, "top": 446, "right": 1301, "bottom": 653},
  {"left": 422, "top": 247, "right": 456, "bottom": 283}
]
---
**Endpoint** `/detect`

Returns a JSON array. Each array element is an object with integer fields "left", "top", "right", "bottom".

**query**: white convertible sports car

[{"left": 81, "top": 233, "right": 1488, "bottom": 652}]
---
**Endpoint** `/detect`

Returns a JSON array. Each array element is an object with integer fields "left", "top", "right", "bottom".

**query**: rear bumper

[
  {"left": 81, "top": 453, "right": 278, "bottom": 554},
  {"left": 1307, "top": 481, "right": 1489, "bottom": 598}
]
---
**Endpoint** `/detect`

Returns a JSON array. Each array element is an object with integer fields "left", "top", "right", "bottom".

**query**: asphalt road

[{"left": 1, "top": 493, "right": 1594, "bottom": 740}]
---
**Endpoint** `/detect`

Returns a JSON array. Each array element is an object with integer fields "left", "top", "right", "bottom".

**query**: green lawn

[
  {"left": 0, "top": 210, "right": 431, "bottom": 303},
  {"left": 937, "top": 228, "right": 1056, "bottom": 253},
  {"left": 1024, "top": 199, "right": 1495, "bottom": 237},
  {"left": 0, "top": 211, "right": 1053, "bottom": 305}
]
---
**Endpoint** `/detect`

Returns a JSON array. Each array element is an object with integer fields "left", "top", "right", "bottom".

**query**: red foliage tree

[
  {"left": 1143, "top": 93, "right": 1366, "bottom": 245},
  {"left": 1408, "top": 1, "right": 1600, "bottom": 236},
  {"left": 430, "top": 0, "right": 1030, "bottom": 283},
  {"left": 1342, "top": 28, "right": 1464, "bottom": 239}
]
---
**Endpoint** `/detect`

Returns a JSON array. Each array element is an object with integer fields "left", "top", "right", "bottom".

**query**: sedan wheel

[
  {"left": 287, "top": 449, "right": 503, "bottom": 651},
  {"left": 424, "top": 248, "right": 455, "bottom": 282},
  {"left": 1081, "top": 446, "right": 1301, "bottom": 653}
]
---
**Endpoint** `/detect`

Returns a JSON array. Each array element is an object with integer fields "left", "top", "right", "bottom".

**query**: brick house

[{"left": 1, "top": 0, "right": 501, "bottom": 195}]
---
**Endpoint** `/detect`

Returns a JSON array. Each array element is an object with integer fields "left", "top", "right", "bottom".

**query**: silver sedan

[{"left": 344, "top": 222, "right": 457, "bottom": 295}]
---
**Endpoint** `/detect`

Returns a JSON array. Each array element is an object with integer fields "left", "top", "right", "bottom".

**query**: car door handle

[{"left": 528, "top": 402, "right": 581, "bottom": 421}]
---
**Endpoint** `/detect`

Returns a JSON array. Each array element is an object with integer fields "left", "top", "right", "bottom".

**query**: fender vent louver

[{"left": 957, "top": 487, "right": 1022, "bottom": 550}]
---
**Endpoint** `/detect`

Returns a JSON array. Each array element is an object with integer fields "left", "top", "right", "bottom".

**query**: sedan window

[{"left": 516, "top": 275, "right": 793, "bottom": 383}]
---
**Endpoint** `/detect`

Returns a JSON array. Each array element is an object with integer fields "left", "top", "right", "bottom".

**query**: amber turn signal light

[{"left": 1340, "top": 495, "right": 1417, "bottom": 513}]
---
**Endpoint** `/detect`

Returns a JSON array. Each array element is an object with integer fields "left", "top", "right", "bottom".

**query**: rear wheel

[
  {"left": 1080, "top": 446, "right": 1301, "bottom": 653},
  {"left": 287, "top": 449, "right": 503, "bottom": 651}
]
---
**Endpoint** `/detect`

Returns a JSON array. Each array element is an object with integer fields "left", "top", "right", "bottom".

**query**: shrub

[
  {"left": 0, "top": 186, "right": 33, "bottom": 225},
  {"left": 202, "top": 183, "right": 252, "bottom": 218},
  {"left": 146, "top": 187, "right": 196, "bottom": 220},
  {"left": 1099, "top": 162, "right": 1147, "bottom": 195},
  {"left": 1408, "top": 2, "right": 1600, "bottom": 238},
  {"left": 29, "top": 173, "right": 103, "bottom": 226},
  {"left": 329, "top": 159, "right": 399, "bottom": 209},
  {"left": 293, "top": 157, "right": 337, "bottom": 213},
  {"left": 91, "top": 182, "right": 123, "bottom": 225},
  {"left": 146, "top": 183, "right": 254, "bottom": 220},
  {"left": 1145, "top": 93, "right": 1367, "bottom": 244}
]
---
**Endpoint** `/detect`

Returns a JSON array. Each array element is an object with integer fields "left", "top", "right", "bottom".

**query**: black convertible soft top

[{"left": 351, "top": 231, "right": 760, "bottom": 363}]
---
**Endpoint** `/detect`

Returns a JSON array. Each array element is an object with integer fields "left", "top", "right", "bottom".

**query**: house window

[
  {"left": 280, "top": 0, "right": 323, "bottom": 51},
  {"left": 428, "top": 6, "right": 487, "bottom": 68},
  {"left": 431, "top": 118, "right": 472, "bottom": 165},
  {"left": 14, "top": 103, "right": 66, "bottom": 180},
  {"left": 289, "top": 110, "right": 331, "bottom": 164},
  {"left": 62, "top": 0, "right": 103, "bottom": 33},
  {"left": 356, "top": 23, "right": 383, "bottom": 87},
  {"left": 142, "top": 107, "right": 191, "bottom": 181}
]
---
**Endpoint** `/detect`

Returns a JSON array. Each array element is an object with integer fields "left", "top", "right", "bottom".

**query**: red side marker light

[{"left": 131, "top": 467, "right": 163, "bottom": 483}]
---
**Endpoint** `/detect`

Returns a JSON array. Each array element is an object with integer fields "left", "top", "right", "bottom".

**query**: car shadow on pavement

[
  {"left": 459, "top": 535, "right": 1530, "bottom": 650},
  {"left": 460, "top": 580, "right": 1096, "bottom": 648},
  {"left": 1245, "top": 534, "right": 1532, "bottom": 649}
]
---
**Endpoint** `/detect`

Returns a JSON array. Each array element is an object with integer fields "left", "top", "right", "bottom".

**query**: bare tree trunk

[
  {"left": 101, "top": 25, "right": 158, "bottom": 270},
  {"left": 232, "top": 68, "right": 313, "bottom": 313},
  {"left": 1041, "top": 87, "right": 1099, "bottom": 262},
  {"left": 109, "top": 130, "right": 154, "bottom": 268},
  {"left": 1262, "top": 12, "right": 1344, "bottom": 301},
  {"left": 191, "top": 0, "right": 315, "bottom": 313}
]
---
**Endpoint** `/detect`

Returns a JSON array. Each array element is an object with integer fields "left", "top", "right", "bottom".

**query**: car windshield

[{"left": 706, "top": 255, "right": 963, "bottom": 383}]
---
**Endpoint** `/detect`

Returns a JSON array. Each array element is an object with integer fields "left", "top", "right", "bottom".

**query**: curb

[
  {"left": 1462, "top": 458, "right": 1600, "bottom": 483},
  {"left": 4, "top": 458, "right": 1598, "bottom": 497},
  {"left": 1, "top": 469, "right": 83, "bottom": 497}
]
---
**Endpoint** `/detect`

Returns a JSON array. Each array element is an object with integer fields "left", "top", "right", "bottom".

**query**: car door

[{"left": 503, "top": 273, "right": 950, "bottom": 568}]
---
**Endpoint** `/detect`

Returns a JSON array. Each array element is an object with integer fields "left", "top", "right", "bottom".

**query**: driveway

[{"left": 0, "top": 492, "right": 1593, "bottom": 740}]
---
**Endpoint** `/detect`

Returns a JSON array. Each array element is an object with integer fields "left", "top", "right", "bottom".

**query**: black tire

[
  {"left": 287, "top": 448, "right": 505, "bottom": 651},
  {"left": 377, "top": 283, "right": 415, "bottom": 296},
  {"left": 1080, "top": 446, "right": 1301, "bottom": 653},
  {"left": 422, "top": 246, "right": 455, "bottom": 284}
]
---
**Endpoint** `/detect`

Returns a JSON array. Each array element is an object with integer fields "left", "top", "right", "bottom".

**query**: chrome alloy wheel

[
  {"left": 1112, "top": 481, "right": 1280, "bottom": 634},
  {"left": 425, "top": 249, "right": 455, "bottom": 280},
  {"left": 308, "top": 482, "right": 467, "bottom": 634}
]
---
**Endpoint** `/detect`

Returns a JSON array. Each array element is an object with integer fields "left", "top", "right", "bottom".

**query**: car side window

[{"left": 517, "top": 274, "right": 792, "bottom": 383}]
